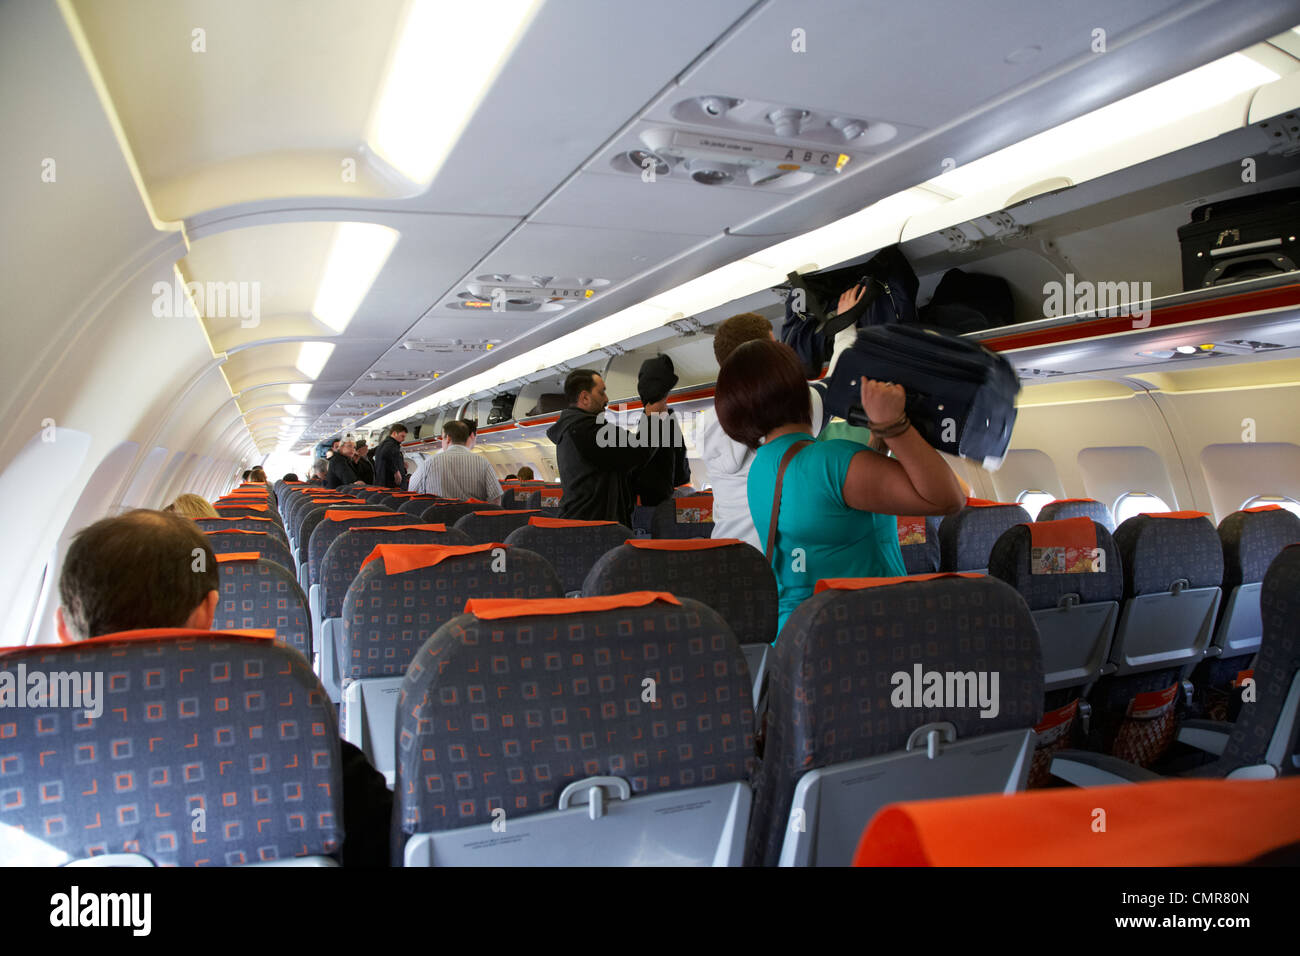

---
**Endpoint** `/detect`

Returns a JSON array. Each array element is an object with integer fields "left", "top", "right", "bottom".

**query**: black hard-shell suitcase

[
  {"left": 822, "top": 324, "right": 1020, "bottom": 467},
  {"left": 1177, "top": 187, "right": 1300, "bottom": 290}
]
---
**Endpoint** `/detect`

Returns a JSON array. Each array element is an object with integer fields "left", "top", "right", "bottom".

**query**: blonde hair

[{"left": 168, "top": 493, "right": 218, "bottom": 520}]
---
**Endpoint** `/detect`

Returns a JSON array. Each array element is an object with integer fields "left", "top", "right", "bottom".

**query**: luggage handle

[
  {"left": 1202, "top": 252, "right": 1296, "bottom": 287},
  {"left": 786, "top": 271, "right": 882, "bottom": 336}
]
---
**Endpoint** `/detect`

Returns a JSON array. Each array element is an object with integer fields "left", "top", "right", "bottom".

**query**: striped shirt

[{"left": 409, "top": 444, "right": 503, "bottom": 501}]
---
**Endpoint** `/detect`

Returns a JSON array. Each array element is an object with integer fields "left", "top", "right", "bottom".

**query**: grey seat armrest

[
  {"left": 1049, "top": 749, "right": 1163, "bottom": 786},
  {"left": 1176, "top": 718, "right": 1233, "bottom": 757}
]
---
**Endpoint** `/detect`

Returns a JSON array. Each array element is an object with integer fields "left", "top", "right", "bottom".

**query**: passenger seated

[
  {"left": 504, "top": 473, "right": 518, "bottom": 480},
  {"left": 54, "top": 509, "right": 391, "bottom": 866},
  {"left": 248, "top": 466, "right": 268, "bottom": 483},
  {"left": 516, "top": 466, "right": 534, "bottom": 480},
  {"left": 241, "top": 469, "right": 252, "bottom": 481},
  {"left": 716, "top": 340, "right": 966, "bottom": 633},
  {"left": 282, "top": 472, "right": 300, "bottom": 482},
  {"left": 165, "top": 492, "right": 218, "bottom": 519}
]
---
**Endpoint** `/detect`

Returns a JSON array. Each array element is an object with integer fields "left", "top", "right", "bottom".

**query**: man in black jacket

[
  {"left": 373, "top": 424, "right": 408, "bottom": 488},
  {"left": 352, "top": 440, "right": 375, "bottom": 484},
  {"left": 547, "top": 370, "right": 658, "bottom": 527},
  {"left": 326, "top": 439, "right": 363, "bottom": 488},
  {"left": 628, "top": 355, "right": 690, "bottom": 508}
]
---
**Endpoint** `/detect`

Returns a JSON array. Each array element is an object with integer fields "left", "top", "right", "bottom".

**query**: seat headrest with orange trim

[{"left": 463, "top": 591, "right": 680, "bottom": 620}]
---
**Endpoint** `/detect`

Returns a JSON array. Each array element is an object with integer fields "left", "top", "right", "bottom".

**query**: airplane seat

[
  {"left": 213, "top": 503, "right": 281, "bottom": 525},
  {"left": 581, "top": 539, "right": 778, "bottom": 704},
  {"left": 938, "top": 500, "right": 1031, "bottom": 573},
  {"left": 509, "top": 489, "right": 542, "bottom": 509},
  {"left": 453, "top": 509, "right": 542, "bottom": 545},
  {"left": 212, "top": 555, "right": 313, "bottom": 659},
  {"left": 285, "top": 493, "right": 355, "bottom": 548},
  {"left": 419, "top": 501, "right": 491, "bottom": 525},
  {"left": 897, "top": 515, "right": 942, "bottom": 574},
  {"left": 394, "top": 593, "right": 754, "bottom": 867},
  {"left": 1037, "top": 497, "right": 1115, "bottom": 532},
  {"left": 649, "top": 495, "right": 714, "bottom": 539},
  {"left": 746, "top": 573, "right": 1042, "bottom": 867},
  {"left": 306, "top": 510, "right": 409, "bottom": 590},
  {"left": 396, "top": 496, "right": 445, "bottom": 517},
  {"left": 304, "top": 511, "right": 417, "bottom": 639},
  {"left": 502, "top": 518, "right": 634, "bottom": 594},
  {"left": 988, "top": 518, "right": 1122, "bottom": 784},
  {"left": 1083, "top": 512, "right": 1224, "bottom": 768},
  {"left": 316, "top": 525, "right": 471, "bottom": 703},
  {"left": 339, "top": 543, "right": 563, "bottom": 786},
  {"left": 1192, "top": 506, "right": 1300, "bottom": 720},
  {"left": 853, "top": 777, "right": 1300, "bottom": 866},
  {"left": 1051, "top": 543, "right": 1300, "bottom": 785},
  {"left": 293, "top": 503, "right": 385, "bottom": 587},
  {"left": 0, "top": 630, "right": 342, "bottom": 866},
  {"left": 203, "top": 529, "right": 295, "bottom": 577}
]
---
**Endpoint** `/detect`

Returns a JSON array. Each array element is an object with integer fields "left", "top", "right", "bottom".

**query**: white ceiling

[{"left": 53, "top": 0, "right": 1300, "bottom": 452}]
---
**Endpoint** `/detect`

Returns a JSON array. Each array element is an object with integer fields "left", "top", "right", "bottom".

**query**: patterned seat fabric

[
  {"left": 503, "top": 522, "right": 632, "bottom": 593},
  {"left": 649, "top": 498, "right": 713, "bottom": 539},
  {"left": 746, "top": 575, "right": 1043, "bottom": 867},
  {"left": 898, "top": 516, "right": 942, "bottom": 575},
  {"left": 296, "top": 505, "right": 390, "bottom": 566},
  {"left": 213, "top": 506, "right": 280, "bottom": 524},
  {"left": 1038, "top": 499, "right": 1115, "bottom": 532},
  {"left": 213, "top": 558, "right": 313, "bottom": 658},
  {"left": 320, "top": 526, "right": 472, "bottom": 620},
  {"left": 453, "top": 510, "right": 541, "bottom": 545},
  {"left": 0, "top": 632, "right": 342, "bottom": 866},
  {"left": 419, "top": 502, "right": 489, "bottom": 526},
  {"left": 1112, "top": 514, "right": 1223, "bottom": 597},
  {"left": 397, "top": 497, "right": 444, "bottom": 517},
  {"left": 307, "top": 512, "right": 412, "bottom": 588},
  {"left": 987, "top": 521, "right": 1121, "bottom": 610},
  {"left": 1194, "top": 508, "right": 1300, "bottom": 720},
  {"left": 195, "top": 517, "right": 289, "bottom": 547},
  {"left": 582, "top": 542, "right": 778, "bottom": 645},
  {"left": 286, "top": 494, "right": 355, "bottom": 537},
  {"left": 1088, "top": 515, "right": 1224, "bottom": 764},
  {"left": 1218, "top": 508, "right": 1300, "bottom": 592},
  {"left": 939, "top": 503, "right": 1031, "bottom": 571},
  {"left": 394, "top": 597, "right": 753, "bottom": 852},
  {"left": 1189, "top": 543, "right": 1300, "bottom": 777},
  {"left": 204, "top": 531, "right": 295, "bottom": 577},
  {"left": 341, "top": 546, "right": 562, "bottom": 679}
]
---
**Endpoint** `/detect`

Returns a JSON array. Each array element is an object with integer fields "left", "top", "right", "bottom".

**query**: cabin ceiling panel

[
  {"left": 69, "top": 0, "right": 408, "bottom": 220},
  {"left": 675, "top": 0, "right": 1189, "bottom": 130}
]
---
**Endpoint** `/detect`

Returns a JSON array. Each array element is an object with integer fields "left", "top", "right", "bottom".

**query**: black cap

[{"left": 637, "top": 355, "right": 678, "bottom": 406}]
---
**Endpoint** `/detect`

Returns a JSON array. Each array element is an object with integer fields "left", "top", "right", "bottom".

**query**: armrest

[
  {"left": 1049, "top": 749, "right": 1163, "bottom": 786},
  {"left": 1177, "top": 718, "right": 1233, "bottom": 757}
]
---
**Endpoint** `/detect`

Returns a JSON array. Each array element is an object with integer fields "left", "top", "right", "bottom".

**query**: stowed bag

[
  {"left": 919, "top": 268, "right": 1015, "bottom": 333},
  {"left": 821, "top": 323, "right": 1020, "bottom": 467},
  {"left": 779, "top": 244, "right": 919, "bottom": 378}
]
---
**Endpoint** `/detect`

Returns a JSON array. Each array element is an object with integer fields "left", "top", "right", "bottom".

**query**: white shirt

[
  {"left": 696, "top": 385, "right": 824, "bottom": 552},
  {"left": 409, "top": 444, "right": 502, "bottom": 501}
]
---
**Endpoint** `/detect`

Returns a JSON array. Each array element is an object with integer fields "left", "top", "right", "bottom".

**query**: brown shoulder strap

[{"left": 766, "top": 440, "right": 813, "bottom": 565}]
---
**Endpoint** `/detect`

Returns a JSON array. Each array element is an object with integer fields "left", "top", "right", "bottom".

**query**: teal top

[{"left": 748, "top": 432, "right": 906, "bottom": 637}]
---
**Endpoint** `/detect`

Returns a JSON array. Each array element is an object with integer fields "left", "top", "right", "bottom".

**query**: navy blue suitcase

[{"left": 821, "top": 324, "right": 1020, "bottom": 468}]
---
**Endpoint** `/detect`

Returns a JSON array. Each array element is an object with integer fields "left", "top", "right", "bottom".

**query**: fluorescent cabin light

[
  {"left": 311, "top": 223, "right": 399, "bottom": 333},
  {"left": 367, "top": 0, "right": 542, "bottom": 187},
  {"left": 296, "top": 342, "right": 335, "bottom": 380},
  {"left": 925, "top": 53, "right": 1278, "bottom": 197},
  {"left": 287, "top": 383, "right": 313, "bottom": 402}
]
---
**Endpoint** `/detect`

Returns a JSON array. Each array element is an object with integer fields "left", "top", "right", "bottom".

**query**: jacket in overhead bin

[{"left": 546, "top": 406, "right": 656, "bottom": 526}]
